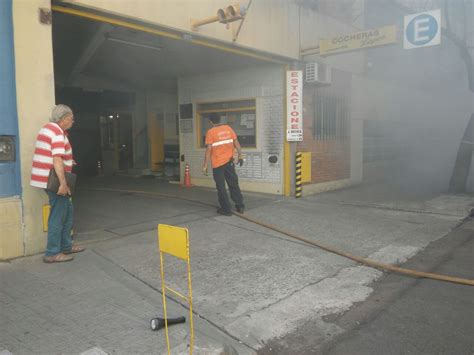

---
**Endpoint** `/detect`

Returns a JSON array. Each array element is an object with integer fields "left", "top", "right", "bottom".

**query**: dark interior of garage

[{"left": 51, "top": 9, "right": 268, "bottom": 179}]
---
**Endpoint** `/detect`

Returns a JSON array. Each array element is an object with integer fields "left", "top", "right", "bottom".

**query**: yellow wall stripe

[{"left": 51, "top": 5, "right": 287, "bottom": 64}]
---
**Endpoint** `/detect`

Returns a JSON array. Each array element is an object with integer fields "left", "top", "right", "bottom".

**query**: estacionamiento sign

[
  {"left": 286, "top": 70, "right": 303, "bottom": 142},
  {"left": 320, "top": 25, "right": 397, "bottom": 55}
]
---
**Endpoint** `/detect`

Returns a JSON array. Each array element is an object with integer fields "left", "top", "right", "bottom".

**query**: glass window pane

[{"left": 198, "top": 99, "right": 256, "bottom": 148}]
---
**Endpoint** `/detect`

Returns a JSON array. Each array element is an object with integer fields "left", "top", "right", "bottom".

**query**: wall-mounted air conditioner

[{"left": 305, "top": 62, "right": 332, "bottom": 85}]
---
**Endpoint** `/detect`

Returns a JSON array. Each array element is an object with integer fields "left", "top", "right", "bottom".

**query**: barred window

[{"left": 313, "top": 93, "right": 349, "bottom": 140}]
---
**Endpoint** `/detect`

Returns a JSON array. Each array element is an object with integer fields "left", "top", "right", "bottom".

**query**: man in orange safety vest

[{"left": 202, "top": 113, "right": 244, "bottom": 216}]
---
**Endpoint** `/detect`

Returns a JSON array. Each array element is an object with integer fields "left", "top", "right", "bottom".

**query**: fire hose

[
  {"left": 81, "top": 187, "right": 474, "bottom": 286},
  {"left": 236, "top": 212, "right": 474, "bottom": 287}
]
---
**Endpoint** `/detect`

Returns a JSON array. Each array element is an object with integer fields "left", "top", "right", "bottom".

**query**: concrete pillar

[{"left": 14, "top": 0, "right": 56, "bottom": 256}]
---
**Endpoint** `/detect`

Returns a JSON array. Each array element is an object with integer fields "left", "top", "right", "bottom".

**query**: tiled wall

[{"left": 178, "top": 64, "right": 285, "bottom": 194}]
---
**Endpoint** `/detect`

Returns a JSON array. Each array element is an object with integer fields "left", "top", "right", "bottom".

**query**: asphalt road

[{"left": 259, "top": 218, "right": 474, "bottom": 355}]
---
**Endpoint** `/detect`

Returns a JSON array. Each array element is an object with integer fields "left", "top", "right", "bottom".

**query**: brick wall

[
  {"left": 297, "top": 126, "right": 351, "bottom": 183},
  {"left": 298, "top": 69, "right": 351, "bottom": 184}
]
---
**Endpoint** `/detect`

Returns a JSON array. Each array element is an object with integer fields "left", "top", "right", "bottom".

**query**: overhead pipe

[
  {"left": 191, "top": 14, "right": 221, "bottom": 31},
  {"left": 191, "top": 4, "right": 246, "bottom": 31}
]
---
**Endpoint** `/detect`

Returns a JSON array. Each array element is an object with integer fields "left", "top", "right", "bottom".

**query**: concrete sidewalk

[
  {"left": 1, "top": 250, "right": 246, "bottom": 354},
  {"left": 1, "top": 177, "right": 473, "bottom": 354}
]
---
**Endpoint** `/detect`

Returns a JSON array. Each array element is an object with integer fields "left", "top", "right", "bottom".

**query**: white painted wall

[
  {"left": 147, "top": 91, "right": 179, "bottom": 145},
  {"left": 299, "top": 2, "right": 366, "bottom": 74}
]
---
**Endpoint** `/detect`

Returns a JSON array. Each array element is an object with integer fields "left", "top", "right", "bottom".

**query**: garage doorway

[{"left": 51, "top": 4, "right": 286, "bottom": 184}]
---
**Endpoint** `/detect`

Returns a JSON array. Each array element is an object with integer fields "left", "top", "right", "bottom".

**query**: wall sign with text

[
  {"left": 320, "top": 26, "right": 397, "bottom": 55},
  {"left": 286, "top": 70, "right": 303, "bottom": 142}
]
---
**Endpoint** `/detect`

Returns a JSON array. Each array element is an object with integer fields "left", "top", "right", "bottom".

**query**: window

[
  {"left": 313, "top": 93, "right": 348, "bottom": 140},
  {"left": 197, "top": 99, "right": 256, "bottom": 148}
]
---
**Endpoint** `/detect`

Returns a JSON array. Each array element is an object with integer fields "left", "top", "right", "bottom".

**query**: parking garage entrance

[{"left": 51, "top": 4, "right": 288, "bottom": 184}]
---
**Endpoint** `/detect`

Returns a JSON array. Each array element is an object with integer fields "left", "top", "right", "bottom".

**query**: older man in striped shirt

[{"left": 31, "top": 104, "right": 84, "bottom": 263}]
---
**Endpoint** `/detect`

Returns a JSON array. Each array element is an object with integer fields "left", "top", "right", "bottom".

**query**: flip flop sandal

[
  {"left": 62, "top": 245, "right": 85, "bottom": 254},
  {"left": 43, "top": 253, "right": 74, "bottom": 263}
]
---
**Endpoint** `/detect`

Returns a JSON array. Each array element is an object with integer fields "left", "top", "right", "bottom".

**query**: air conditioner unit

[{"left": 305, "top": 62, "right": 332, "bottom": 85}]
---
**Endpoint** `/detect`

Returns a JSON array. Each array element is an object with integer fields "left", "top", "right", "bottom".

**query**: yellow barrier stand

[
  {"left": 42, "top": 204, "right": 50, "bottom": 232},
  {"left": 158, "top": 224, "right": 194, "bottom": 355},
  {"left": 300, "top": 151, "right": 312, "bottom": 183},
  {"left": 42, "top": 203, "right": 74, "bottom": 237}
]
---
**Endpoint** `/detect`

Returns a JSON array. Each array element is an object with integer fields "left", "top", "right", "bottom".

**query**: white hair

[{"left": 50, "top": 104, "right": 73, "bottom": 123}]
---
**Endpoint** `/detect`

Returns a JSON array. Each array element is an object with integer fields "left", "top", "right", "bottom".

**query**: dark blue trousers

[{"left": 212, "top": 160, "right": 244, "bottom": 213}]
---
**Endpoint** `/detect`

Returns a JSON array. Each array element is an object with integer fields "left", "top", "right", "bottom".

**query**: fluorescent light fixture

[{"left": 105, "top": 35, "right": 163, "bottom": 51}]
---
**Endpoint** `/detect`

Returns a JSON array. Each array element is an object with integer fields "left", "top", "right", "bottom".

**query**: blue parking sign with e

[
  {"left": 404, "top": 9, "right": 441, "bottom": 49},
  {"left": 406, "top": 14, "right": 438, "bottom": 45}
]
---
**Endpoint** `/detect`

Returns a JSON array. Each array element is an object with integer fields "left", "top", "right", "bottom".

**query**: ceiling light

[{"left": 105, "top": 35, "right": 163, "bottom": 52}]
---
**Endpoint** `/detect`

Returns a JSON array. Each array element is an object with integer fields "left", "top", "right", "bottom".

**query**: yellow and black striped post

[{"left": 295, "top": 152, "right": 302, "bottom": 198}]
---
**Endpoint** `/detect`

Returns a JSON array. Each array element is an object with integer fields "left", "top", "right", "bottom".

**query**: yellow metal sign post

[
  {"left": 158, "top": 224, "right": 194, "bottom": 355},
  {"left": 320, "top": 26, "right": 398, "bottom": 56}
]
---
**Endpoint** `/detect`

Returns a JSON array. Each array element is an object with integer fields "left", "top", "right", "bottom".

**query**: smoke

[{"left": 358, "top": 0, "right": 474, "bottom": 194}]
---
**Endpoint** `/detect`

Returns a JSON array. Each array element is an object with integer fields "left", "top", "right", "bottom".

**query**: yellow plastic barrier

[
  {"left": 42, "top": 203, "right": 74, "bottom": 236},
  {"left": 42, "top": 204, "right": 50, "bottom": 232},
  {"left": 158, "top": 224, "right": 194, "bottom": 355},
  {"left": 300, "top": 151, "right": 312, "bottom": 183}
]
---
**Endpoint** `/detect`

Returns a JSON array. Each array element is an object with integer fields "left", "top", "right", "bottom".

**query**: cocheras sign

[{"left": 319, "top": 25, "right": 397, "bottom": 55}]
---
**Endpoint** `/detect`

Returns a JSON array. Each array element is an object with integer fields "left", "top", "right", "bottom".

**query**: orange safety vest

[{"left": 205, "top": 124, "right": 237, "bottom": 168}]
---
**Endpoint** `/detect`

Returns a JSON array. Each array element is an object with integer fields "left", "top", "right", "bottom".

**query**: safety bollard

[{"left": 295, "top": 152, "right": 302, "bottom": 198}]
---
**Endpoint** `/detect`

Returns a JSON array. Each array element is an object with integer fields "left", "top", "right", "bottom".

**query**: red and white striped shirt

[{"left": 30, "top": 122, "right": 74, "bottom": 189}]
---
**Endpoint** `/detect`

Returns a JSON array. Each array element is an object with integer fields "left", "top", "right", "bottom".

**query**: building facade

[{"left": 1, "top": 0, "right": 472, "bottom": 259}]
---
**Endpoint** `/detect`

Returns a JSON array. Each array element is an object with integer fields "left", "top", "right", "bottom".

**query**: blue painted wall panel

[{"left": 0, "top": 0, "right": 21, "bottom": 197}]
